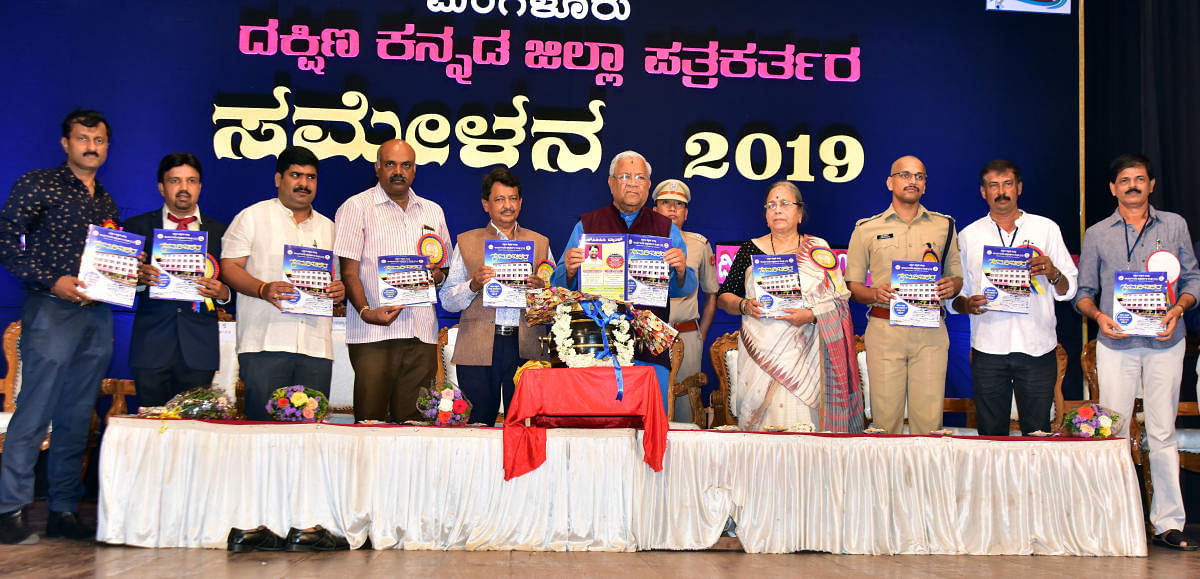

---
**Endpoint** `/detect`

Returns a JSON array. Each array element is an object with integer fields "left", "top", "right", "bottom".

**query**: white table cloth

[{"left": 97, "top": 418, "right": 1146, "bottom": 555}]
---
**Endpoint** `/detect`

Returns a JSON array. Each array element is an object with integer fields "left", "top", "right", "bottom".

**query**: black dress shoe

[
  {"left": 0, "top": 509, "right": 39, "bottom": 545},
  {"left": 227, "top": 526, "right": 286, "bottom": 552},
  {"left": 286, "top": 525, "right": 350, "bottom": 552},
  {"left": 46, "top": 511, "right": 94, "bottom": 541}
]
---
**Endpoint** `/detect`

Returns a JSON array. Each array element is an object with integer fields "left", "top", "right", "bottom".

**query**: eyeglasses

[
  {"left": 614, "top": 173, "right": 650, "bottom": 184},
  {"left": 890, "top": 171, "right": 928, "bottom": 182},
  {"left": 763, "top": 200, "right": 802, "bottom": 211}
]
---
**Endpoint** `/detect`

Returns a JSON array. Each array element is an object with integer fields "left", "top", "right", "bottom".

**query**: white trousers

[{"left": 1097, "top": 340, "right": 1185, "bottom": 534}]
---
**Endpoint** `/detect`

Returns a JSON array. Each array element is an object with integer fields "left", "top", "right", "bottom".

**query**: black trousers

[
  {"left": 970, "top": 349, "right": 1057, "bottom": 435},
  {"left": 455, "top": 333, "right": 523, "bottom": 426},
  {"left": 238, "top": 351, "right": 332, "bottom": 421},
  {"left": 132, "top": 347, "right": 216, "bottom": 407}
]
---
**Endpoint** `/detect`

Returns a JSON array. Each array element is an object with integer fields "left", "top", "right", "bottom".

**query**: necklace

[{"left": 770, "top": 232, "right": 800, "bottom": 254}]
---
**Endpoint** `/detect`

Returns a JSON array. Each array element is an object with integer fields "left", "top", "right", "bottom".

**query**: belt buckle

[{"left": 496, "top": 325, "right": 517, "bottom": 336}]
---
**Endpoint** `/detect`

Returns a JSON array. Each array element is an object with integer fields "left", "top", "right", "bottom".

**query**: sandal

[{"left": 1153, "top": 529, "right": 1199, "bottom": 551}]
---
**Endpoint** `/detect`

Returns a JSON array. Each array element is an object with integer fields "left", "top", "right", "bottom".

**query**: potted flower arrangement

[
  {"left": 416, "top": 382, "right": 472, "bottom": 426},
  {"left": 1059, "top": 403, "right": 1118, "bottom": 437},
  {"left": 265, "top": 385, "right": 329, "bottom": 422}
]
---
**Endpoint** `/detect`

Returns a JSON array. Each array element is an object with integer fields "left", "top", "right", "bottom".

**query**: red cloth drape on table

[{"left": 502, "top": 366, "right": 667, "bottom": 480}]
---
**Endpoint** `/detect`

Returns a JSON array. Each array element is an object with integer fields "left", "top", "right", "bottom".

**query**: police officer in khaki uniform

[
  {"left": 845, "top": 155, "right": 963, "bottom": 435},
  {"left": 652, "top": 179, "right": 719, "bottom": 423}
]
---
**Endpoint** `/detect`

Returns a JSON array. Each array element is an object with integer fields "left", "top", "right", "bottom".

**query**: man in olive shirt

[
  {"left": 845, "top": 155, "right": 963, "bottom": 435},
  {"left": 652, "top": 179, "right": 719, "bottom": 423}
]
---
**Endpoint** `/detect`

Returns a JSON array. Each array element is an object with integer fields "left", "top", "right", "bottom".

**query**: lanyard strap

[
  {"left": 994, "top": 223, "right": 1018, "bottom": 248},
  {"left": 1123, "top": 218, "right": 1149, "bottom": 263}
]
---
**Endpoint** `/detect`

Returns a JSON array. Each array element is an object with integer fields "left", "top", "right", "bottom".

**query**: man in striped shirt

[{"left": 335, "top": 139, "right": 451, "bottom": 422}]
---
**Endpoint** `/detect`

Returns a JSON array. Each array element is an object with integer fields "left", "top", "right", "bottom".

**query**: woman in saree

[{"left": 715, "top": 182, "right": 864, "bottom": 432}]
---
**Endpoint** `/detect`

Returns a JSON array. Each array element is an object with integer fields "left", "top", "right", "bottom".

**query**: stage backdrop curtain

[{"left": 97, "top": 418, "right": 1146, "bottom": 556}]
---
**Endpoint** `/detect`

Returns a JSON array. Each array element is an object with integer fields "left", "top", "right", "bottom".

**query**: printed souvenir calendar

[
  {"left": 482, "top": 239, "right": 534, "bottom": 308},
  {"left": 889, "top": 260, "right": 941, "bottom": 328},
  {"left": 625, "top": 234, "right": 671, "bottom": 307},
  {"left": 1111, "top": 270, "right": 1170, "bottom": 337},
  {"left": 980, "top": 245, "right": 1032, "bottom": 314},
  {"left": 750, "top": 254, "right": 806, "bottom": 318},
  {"left": 578, "top": 233, "right": 626, "bottom": 300},
  {"left": 77, "top": 225, "right": 144, "bottom": 307},
  {"left": 377, "top": 255, "right": 437, "bottom": 306},
  {"left": 148, "top": 229, "right": 208, "bottom": 302},
  {"left": 280, "top": 244, "right": 335, "bottom": 316}
]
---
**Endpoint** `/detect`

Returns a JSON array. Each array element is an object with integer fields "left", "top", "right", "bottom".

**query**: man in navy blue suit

[{"left": 125, "top": 153, "right": 232, "bottom": 406}]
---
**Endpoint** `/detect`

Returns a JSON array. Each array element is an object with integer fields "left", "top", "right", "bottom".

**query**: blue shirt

[
  {"left": 550, "top": 208, "right": 697, "bottom": 297},
  {"left": 1074, "top": 207, "right": 1200, "bottom": 349},
  {"left": 0, "top": 164, "right": 121, "bottom": 292}
]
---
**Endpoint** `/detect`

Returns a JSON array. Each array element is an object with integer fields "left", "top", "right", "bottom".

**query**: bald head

[
  {"left": 376, "top": 139, "right": 416, "bottom": 199},
  {"left": 885, "top": 155, "right": 927, "bottom": 207}
]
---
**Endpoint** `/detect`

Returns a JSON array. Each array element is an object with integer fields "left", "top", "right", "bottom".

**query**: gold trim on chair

[
  {"left": 666, "top": 339, "right": 707, "bottom": 428},
  {"left": 708, "top": 331, "right": 739, "bottom": 428}
]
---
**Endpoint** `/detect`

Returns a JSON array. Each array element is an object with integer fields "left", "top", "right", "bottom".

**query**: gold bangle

[{"left": 358, "top": 304, "right": 370, "bottom": 316}]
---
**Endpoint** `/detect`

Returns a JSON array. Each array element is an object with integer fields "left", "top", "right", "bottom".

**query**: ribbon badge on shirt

[
  {"left": 418, "top": 233, "right": 447, "bottom": 268},
  {"left": 194, "top": 253, "right": 220, "bottom": 312},
  {"left": 535, "top": 259, "right": 555, "bottom": 285},
  {"left": 1146, "top": 249, "right": 1181, "bottom": 304},
  {"left": 809, "top": 246, "right": 842, "bottom": 292},
  {"left": 921, "top": 246, "right": 939, "bottom": 263},
  {"left": 1017, "top": 244, "right": 1045, "bottom": 294},
  {"left": 579, "top": 299, "right": 629, "bottom": 401}
]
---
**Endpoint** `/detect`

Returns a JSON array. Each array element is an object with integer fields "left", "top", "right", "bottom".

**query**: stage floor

[{"left": 5, "top": 502, "right": 1200, "bottom": 579}]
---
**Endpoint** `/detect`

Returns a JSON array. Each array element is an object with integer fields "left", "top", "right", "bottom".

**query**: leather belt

[
  {"left": 671, "top": 319, "right": 698, "bottom": 333},
  {"left": 495, "top": 325, "right": 518, "bottom": 336},
  {"left": 869, "top": 306, "right": 890, "bottom": 320}
]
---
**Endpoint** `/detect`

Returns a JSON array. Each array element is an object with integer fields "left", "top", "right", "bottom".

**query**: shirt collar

[
  {"left": 488, "top": 220, "right": 521, "bottom": 239},
  {"left": 161, "top": 205, "right": 202, "bottom": 224},
  {"left": 882, "top": 203, "right": 929, "bottom": 222},
  {"left": 272, "top": 197, "right": 312, "bottom": 224},
  {"left": 56, "top": 162, "right": 107, "bottom": 197},
  {"left": 1105, "top": 206, "right": 1159, "bottom": 228},
  {"left": 372, "top": 182, "right": 422, "bottom": 208}
]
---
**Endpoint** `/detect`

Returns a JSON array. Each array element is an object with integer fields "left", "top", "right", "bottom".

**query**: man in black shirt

[{"left": 0, "top": 109, "right": 121, "bottom": 544}]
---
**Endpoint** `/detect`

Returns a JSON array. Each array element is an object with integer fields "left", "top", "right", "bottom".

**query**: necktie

[{"left": 168, "top": 214, "right": 197, "bottom": 230}]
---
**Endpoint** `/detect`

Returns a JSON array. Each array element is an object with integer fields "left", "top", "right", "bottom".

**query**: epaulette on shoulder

[
  {"left": 926, "top": 210, "right": 955, "bottom": 223},
  {"left": 684, "top": 231, "right": 709, "bottom": 244},
  {"left": 855, "top": 211, "right": 887, "bottom": 227}
]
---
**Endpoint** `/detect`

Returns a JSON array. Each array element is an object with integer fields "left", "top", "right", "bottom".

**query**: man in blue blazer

[{"left": 125, "top": 153, "right": 232, "bottom": 406}]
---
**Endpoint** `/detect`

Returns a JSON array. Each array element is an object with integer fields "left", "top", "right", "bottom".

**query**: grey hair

[
  {"left": 767, "top": 181, "right": 803, "bottom": 204},
  {"left": 608, "top": 150, "right": 652, "bottom": 178}
]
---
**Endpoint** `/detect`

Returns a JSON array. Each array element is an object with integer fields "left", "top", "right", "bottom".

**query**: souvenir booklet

[
  {"left": 1111, "top": 270, "right": 1169, "bottom": 337},
  {"left": 625, "top": 234, "right": 671, "bottom": 307},
  {"left": 751, "top": 254, "right": 806, "bottom": 318},
  {"left": 578, "top": 233, "right": 626, "bottom": 300},
  {"left": 148, "top": 229, "right": 208, "bottom": 302},
  {"left": 77, "top": 225, "right": 144, "bottom": 307},
  {"left": 377, "top": 254, "right": 437, "bottom": 306},
  {"left": 889, "top": 260, "right": 941, "bottom": 328},
  {"left": 280, "top": 244, "right": 335, "bottom": 316},
  {"left": 482, "top": 239, "right": 534, "bottom": 308},
  {"left": 979, "top": 245, "right": 1032, "bottom": 314}
]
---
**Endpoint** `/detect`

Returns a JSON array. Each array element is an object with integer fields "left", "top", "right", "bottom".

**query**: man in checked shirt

[{"left": 0, "top": 110, "right": 120, "bottom": 544}]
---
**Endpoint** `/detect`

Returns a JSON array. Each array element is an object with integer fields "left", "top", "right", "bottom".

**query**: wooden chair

[
  {"left": 435, "top": 325, "right": 458, "bottom": 387},
  {"left": 666, "top": 338, "right": 707, "bottom": 427},
  {"left": 708, "top": 331, "right": 739, "bottom": 428},
  {"left": 0, "top": 321, "right": 48, "bottom": 455}
]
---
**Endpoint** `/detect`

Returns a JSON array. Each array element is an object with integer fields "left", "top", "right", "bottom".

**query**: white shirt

[
  {"left": 160, "top": 206, "right": 201, "bottom": 230},
  {"left": 439, "top": 221, "right": 554, "bottom": 327},
  {"left": 958, "top": 211, "right": 1078, "bottom": 356},
  {"left": 221, "top": 198, "right": 336, "bottom": 359},
  {"left": 333, "top": 184, "right": 451, "bottom": 345}
]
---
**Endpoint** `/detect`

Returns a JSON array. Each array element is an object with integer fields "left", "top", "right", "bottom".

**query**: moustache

[
  {"left": 904, "top": 186, "right": 919, "bottom": 192},
  {"left": 1125, "top": 188, "right": 1142, "bottom": 195},
  {"left": 994, "top": 194, "right": 1011, "bottom": 202},
  {"left": 174, "top": 191, "right": 191, "bottom": 197},
  {"left": 389, "top": 174, "right": 407, "bottom": 184},
  {"left": 83, "top": 152, "right": 99, "bottom": 157},
  {"left": 292, "top": 186, "right": 311, "bottom": 194}
]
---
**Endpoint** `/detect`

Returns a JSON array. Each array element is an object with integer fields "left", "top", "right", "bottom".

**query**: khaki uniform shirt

[
  {"left": 669, "top": 231, "right": 719, "bottom": 323},
  {"left": 844, "top": 203, "right": 961, "bottom": 308}
]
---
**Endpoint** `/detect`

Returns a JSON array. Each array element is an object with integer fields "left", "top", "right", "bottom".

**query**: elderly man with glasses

[
  {"left": 844, "top": 155, "right": 963, "bottom": 435},
  {"left": 551, "top": 150, "right": 698, "bottom": 411}
]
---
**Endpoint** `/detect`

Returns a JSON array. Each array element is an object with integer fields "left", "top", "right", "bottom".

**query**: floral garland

[{"left": 550, "top": 299, "right": 635, "bottom": 368}]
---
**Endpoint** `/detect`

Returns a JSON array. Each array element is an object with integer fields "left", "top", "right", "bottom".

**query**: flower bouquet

[
  {"left": 1059, "top": 403, "right": 1119, "bottom": 437},
  {"left": 416, "top": 382, "right": 472, "bottom": 426},
  {"left": 265, "top": 385, "right": 329, "bottom": 422},
  {"left": 138, "top": 386, "right": 236, "bottom": 419}
]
